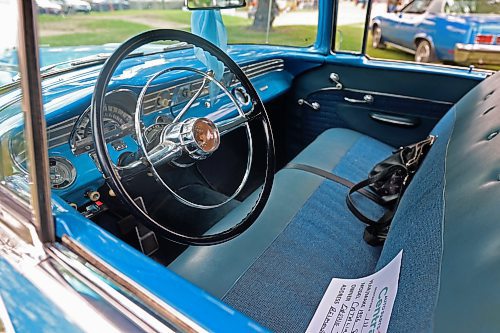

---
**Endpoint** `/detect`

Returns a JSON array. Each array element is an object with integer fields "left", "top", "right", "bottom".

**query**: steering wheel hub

[{"left": 162, "top": 117, "right": 220, "bottom": 161}]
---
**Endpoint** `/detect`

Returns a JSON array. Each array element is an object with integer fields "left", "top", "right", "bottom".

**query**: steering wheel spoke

[{"left": 91, "top": 29, "right": 275, "bottom": 245}]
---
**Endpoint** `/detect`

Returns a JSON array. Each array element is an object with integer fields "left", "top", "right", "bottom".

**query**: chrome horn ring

[{"left": 134, "top": 66, "right": 254, "bottom": 210}]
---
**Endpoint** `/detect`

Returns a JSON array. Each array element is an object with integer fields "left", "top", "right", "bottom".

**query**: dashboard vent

[
  {"left": 243, "top": 59, "right": 284, "bottom": 79},
  {"left": 47, "top": 116, "right": 78, "bottom": 149}
]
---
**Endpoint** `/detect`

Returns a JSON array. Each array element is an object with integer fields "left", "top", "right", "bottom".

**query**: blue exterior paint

[
  {"left": 0, "top": 0, "right": 493, "bottom": 330},
  {"left": 52, "top": 197, "right": 271, "bottom": 332},
  {"left": 372, "top": 0, "right": 500, "bottom": 61},
  {"left": 0, "top": 258, "right": 84, "bottom": 333}
]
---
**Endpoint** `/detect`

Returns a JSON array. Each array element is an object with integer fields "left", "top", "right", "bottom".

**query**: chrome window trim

[
  {"left": 0, "top": 184, "right": 44, "bottom": 253},
  {"left": 62, "top": 235, "right": 208, "bottom": 333},
  {"left": 44, "top": 245, "right": 177, "bottom": 333},
  {"left": 16, "top": 0, "right": 54, "bottom": 242}
]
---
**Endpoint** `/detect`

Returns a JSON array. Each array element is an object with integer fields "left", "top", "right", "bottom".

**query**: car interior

[{"left": 2, "top": 21, "right": 499, "bottom": 333}]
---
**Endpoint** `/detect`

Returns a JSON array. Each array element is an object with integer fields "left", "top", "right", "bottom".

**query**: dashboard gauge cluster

[
  {"left": 49, "top": 156, "right": 76, "bottom": 189},
  {"left": 71, "top": 104, "right": 134, "bottom": 155},
  {"left": 69, "top": 89, "right": 138, "bottom": 156}
]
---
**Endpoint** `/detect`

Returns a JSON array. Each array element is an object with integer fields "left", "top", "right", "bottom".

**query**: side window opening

[{"left": 333, "top": 0, "right": 500, "bottom": 70}]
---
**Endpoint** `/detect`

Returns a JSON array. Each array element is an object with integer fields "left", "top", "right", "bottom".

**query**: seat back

[{"left": 378, "top": 70, "right": 500, "bottom": 332}]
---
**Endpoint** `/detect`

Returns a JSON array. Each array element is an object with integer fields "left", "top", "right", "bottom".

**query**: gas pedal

[
  {"left": 133, "top": 197, "right": 159, "bottom": 256},
  {"left": 135, "top": 224, "right": 159, "bottom": 256}
]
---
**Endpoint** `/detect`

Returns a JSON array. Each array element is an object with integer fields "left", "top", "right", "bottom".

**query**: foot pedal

[
  {"left": 133, "top": 196, "right": 159, "bottom": 256},
  {"left": 135, "top": 224, "right": 159, "bottom": 256}
]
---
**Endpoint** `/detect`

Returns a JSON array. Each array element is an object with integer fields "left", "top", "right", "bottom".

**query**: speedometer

[{"left": 71, "top": 104, "right": 134, "bottom": 155}]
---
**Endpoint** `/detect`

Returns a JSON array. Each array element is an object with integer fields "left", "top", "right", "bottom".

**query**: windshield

[{"left": 0, "top": 0, "right": 319, "bottom": 87}]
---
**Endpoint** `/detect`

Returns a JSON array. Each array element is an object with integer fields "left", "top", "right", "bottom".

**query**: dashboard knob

[
  {"left": 86, "top": 191, "right": 100, "bottom": 202},
  {"left": 232, "top": 87, "right": 251, "bottom": 106}
]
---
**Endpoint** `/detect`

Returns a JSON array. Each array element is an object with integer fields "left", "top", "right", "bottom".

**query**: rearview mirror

[{"left": 185, "top": 0, "right": 246, "bottom": 10}]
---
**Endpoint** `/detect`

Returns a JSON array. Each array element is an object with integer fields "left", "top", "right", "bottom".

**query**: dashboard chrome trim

[{"left": 142, "top": 58, "right": 284, "bottom": 115}]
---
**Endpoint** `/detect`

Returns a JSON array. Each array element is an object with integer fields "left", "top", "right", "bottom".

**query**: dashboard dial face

[
  {"left": 72, "top": 104, "right": 133, "bottom": 154},
  {"left": 49, "top": 157, "right": 76, "bottom": 189}
]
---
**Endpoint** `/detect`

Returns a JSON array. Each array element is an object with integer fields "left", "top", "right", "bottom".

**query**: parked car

[
  {"left": 1, "top": 0, "right": 500, "bottom": 332},
  {"left": 89, "top": 0, "right": 130, "bottom": 11},
  {"left": 54, "top": 0, "right": 92, "bottom": 13},
  {"left": 36, "top": 0, "right": 63, "bottom": 14},
  {"left": 371, "top": 0, "right": 500, "bottom": 65}
]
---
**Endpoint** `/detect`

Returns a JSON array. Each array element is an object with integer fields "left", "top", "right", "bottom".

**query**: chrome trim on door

[{"left": 62, "top": 235, "right": 208, "bottom": 333}]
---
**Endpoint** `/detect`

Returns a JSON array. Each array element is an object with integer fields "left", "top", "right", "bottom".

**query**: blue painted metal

[
  {"left": 326, "top": 52, "right": 489, "bottom": 80},
  {"left": 372, "top": 0, "right": 500, "bottom": 62},
  {"left": 52, "top": 197, "right": 271, "bottom": 332},
  {"left": 314, "top": 0, "right": 335, "bottom": 54},
  {"left": 0, "top": 258, "right": 84, "bottom": 333},
  {"left": 0, "top": 1, "right": 491, "bottom": 329},
  {"left": 0, "top": 45, "right": 299, "bottom": 206}
]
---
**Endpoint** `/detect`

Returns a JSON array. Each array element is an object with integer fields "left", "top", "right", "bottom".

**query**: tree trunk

[{"left": 251, "top": 0, "right": 277, "bottom": 31}]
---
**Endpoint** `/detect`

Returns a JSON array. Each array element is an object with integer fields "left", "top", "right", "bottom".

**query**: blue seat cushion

[{"left": 169, "top": 128, "right": 394, "bottom": 330}]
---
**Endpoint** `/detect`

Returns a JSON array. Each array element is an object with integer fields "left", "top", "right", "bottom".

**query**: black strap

[
  {"left": 346, "top": 165, "right": 403, "bottom": 226},
  {"left": 285, "top": 163, "right": 386, "bottom": 205}
]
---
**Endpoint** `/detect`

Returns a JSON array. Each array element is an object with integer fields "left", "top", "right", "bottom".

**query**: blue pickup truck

[{"left": 372, "top": 0, "right": 500, "bottom": 65}]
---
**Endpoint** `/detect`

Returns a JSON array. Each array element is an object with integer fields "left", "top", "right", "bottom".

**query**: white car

[
  {"left": 56, "top": 0, "right": 91, "bottom": 13},
  {"left": 36, "top": 0, "right": 63, "bottom": 15}
]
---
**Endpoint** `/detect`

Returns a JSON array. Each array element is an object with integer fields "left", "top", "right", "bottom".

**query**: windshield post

[
  {"left": 361, "top": 0, "right": 374, "bottom": 55},
  {"left": 17, "top": 0, "right": 54, "bottom": 243}
]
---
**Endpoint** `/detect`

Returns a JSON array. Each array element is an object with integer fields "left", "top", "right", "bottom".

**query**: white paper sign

[{"left": 306, "top": 250, "right": 403, "bottom": 333}]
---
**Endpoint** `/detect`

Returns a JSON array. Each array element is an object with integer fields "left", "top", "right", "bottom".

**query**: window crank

[{"left": 298, "top": 98, "right": 320, "bottom": 111}]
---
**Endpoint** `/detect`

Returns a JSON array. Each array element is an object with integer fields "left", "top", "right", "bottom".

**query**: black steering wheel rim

[{"left": 91, "top": 29, "right": 275, "bottom": 246}]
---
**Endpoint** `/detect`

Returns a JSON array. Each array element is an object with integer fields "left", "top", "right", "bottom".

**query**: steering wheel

[{"left": 91, "top": 29, "right": 275, "bottom": 246}]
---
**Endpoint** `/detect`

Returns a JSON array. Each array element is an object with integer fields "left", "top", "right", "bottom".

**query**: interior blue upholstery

[
  {"left": 375, "top": 109, "right": 456, "bottom": 332},
  {"left": 223, "top": 138, "right": 392, "bottom": 332},
  {"left": 169, "top": 71, "right": 500, "bottom": 332},
  {"left": 169, "top": 129, "right": 393, "bottom": 298}
]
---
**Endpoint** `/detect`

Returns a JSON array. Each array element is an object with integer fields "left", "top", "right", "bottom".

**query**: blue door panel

[{"left": 286, "top": 58, "right": 483, "bottom": 158}]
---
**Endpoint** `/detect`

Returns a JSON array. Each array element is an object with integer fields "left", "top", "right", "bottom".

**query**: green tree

[{"left": 251, "top": 0, "right": 278, "bottom": 31}]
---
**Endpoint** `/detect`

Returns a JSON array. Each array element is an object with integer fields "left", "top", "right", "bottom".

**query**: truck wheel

[{"left": 415, "top": 39, "right": 436, "bottom": 63}]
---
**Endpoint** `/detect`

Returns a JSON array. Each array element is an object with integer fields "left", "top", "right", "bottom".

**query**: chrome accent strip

[
  {"left": 385, "top": 42, "right": 417, "bottom": 55},
  {"left": 0, "top": 184, "right": 44, "bottom": 257},
  {"left": 142, "top": 59, "right": 284, "bottom": 114},
  {"left": 313, "top": 87, "right": 454, "bottom": 105},
  {"left": 45, "top": 246, "right": 175, "bottom": 333},
  {"left": 62, "top": 235, "right": 207, "bottom": 333}
]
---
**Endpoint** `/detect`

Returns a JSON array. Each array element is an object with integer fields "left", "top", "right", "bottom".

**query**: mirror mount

[{"left": 185, "top": 0, "right": 246, "bottom": 10}]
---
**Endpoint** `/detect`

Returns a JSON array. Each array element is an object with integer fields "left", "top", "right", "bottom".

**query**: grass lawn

[
  {"left": 38, "top": 10, "right": 494, "bottom": 69},
  {"left": 38, "top": 10, "right": 317, "bottom": 46}
]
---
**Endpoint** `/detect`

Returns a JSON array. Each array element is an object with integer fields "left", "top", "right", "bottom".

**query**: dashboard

[{"left": 5, "top": 54, "right": 293, "bottom": 208}]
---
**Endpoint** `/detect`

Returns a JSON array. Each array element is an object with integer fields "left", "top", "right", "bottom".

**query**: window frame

[{"left": 0, "top": 0, "right": 54, "bottom": 244}]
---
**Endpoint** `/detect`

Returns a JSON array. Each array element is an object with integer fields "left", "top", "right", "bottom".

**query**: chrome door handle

[
  {"left": 298, "top": 98, "right": 320, "bottom": 111},
  {"left": 344, "top": 94, "right": 374, "bottom": 104}
]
